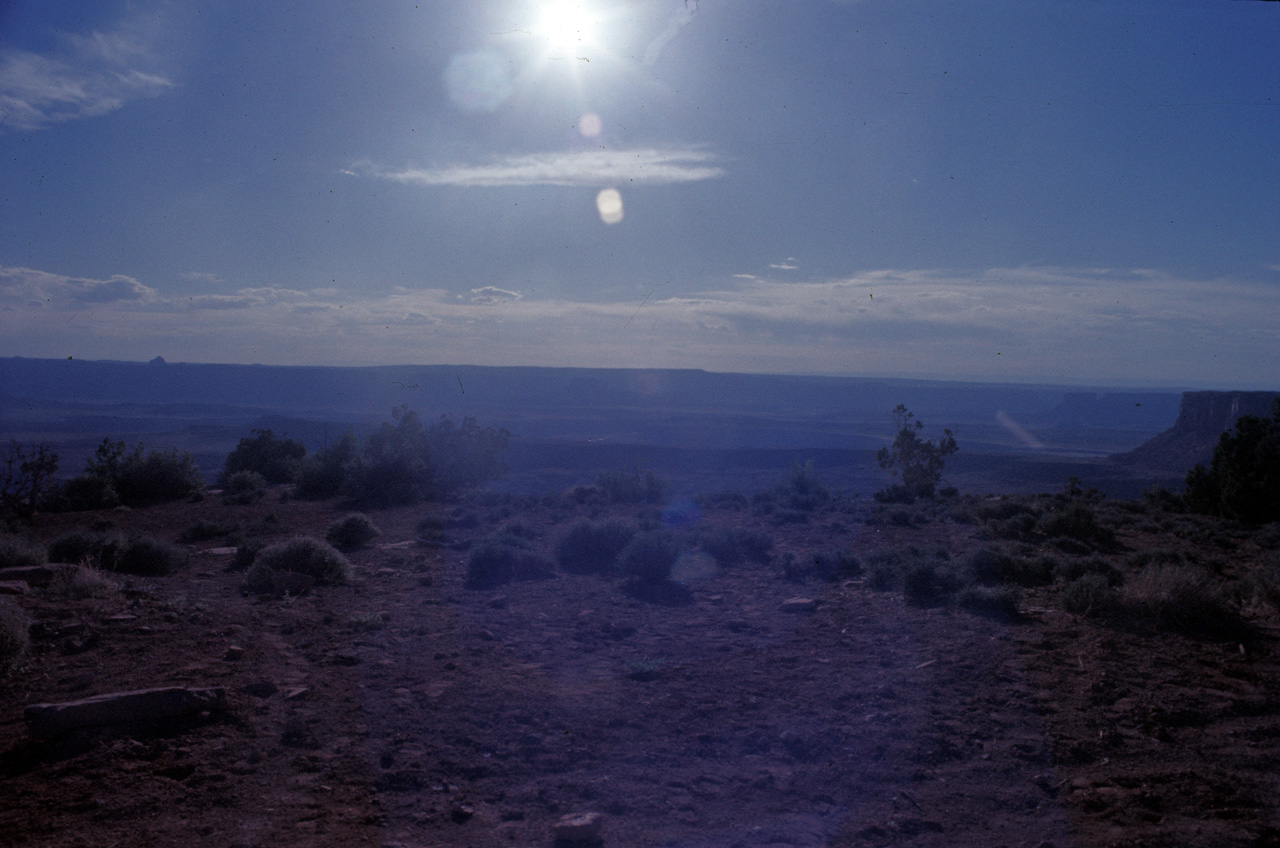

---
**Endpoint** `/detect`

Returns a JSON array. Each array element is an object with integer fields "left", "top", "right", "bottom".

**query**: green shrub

[
  {"left": 465, "top": 541, "right": 554, "bottom": 590},
  {"left": 421, "top": 414, "right": 510, "bottom": 499},
  {"left": 177, "top": 519, "right": 236, "bottom": 544},
  {"left": 958, "top": 585, "right": 1022, "bottom": 621},
  {"left": 902, "top": 559, "right": 960, "bottom": 606},
  {"left": 82, "top": 439, "right": 204, "bottom": 506},
  {"left": 617, "top": 530, "right": 682, "bottom": 583},
  {"left": 55, "top": 473, "right": 121, "bottom": 511},
  {"left": 223, "top": 470, "right": 268, "bottom": 504},
  {"left": 326, "top": 513, "right": 381, "bottom": 550},
  {"left": 774, "top": 461, "right": 830, "bottom": 512},
  {"left": 1119, "top": 565, "right": 1247, "bottom": 638},
  {"left": 222, "top": 429, "right": 306, "bottom": 485},
  {"left": 0, "top": 598, "right": 31, "bottom": 674},
  {"left": 293, "top": 431, "right": 359, "bottom": 500},
  {"left": 1053, "top": 556, "right": 1122, "bottom": 587},
  {"left": 866, "top": 546, "right": 944, "bottom": 592},
  {"left": 246, "top": 537, "right": 352, "bottom": 591},
  {"left": 0, "top": 535, "right": 45, "bottom": 569},
  {"left": 115, "top": 536, "right": 189, "bottom": 576},
  {"left": 1183, "top": 398, "right": 1280, "bottom": 525},
  {"left": 875, "top": 405, "right": 958, "bottom": 499},
  {"left": 1059, "top": 573, "right": 1115, "bottom": 617},
  {"left": 554, "top": 520, "right": 635, "bottom": 574}
]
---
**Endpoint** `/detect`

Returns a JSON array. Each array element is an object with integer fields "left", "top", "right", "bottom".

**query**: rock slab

[
  {"left": 25, "top": 686, "right": 228, "bottom": 738},
  {"left": 554, "top": 812, "right": 603, "bottom": 843}
]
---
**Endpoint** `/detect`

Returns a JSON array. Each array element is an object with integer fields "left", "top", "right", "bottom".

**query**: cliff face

[{"left": 1114, "top": 391, "right": 1279, "bottom": 473}]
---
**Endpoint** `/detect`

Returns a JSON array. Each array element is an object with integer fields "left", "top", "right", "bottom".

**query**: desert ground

[{"left": 2, "top": 479, "right": 1278, "bottom": 848}]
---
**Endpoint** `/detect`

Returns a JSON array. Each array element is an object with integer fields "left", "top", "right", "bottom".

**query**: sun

[{"left": 536, "top": 1, "right": 596, "bottom": 52}]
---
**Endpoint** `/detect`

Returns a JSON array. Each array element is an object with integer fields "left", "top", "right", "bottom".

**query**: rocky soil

[{"left": 2, "top": 490, "right": 1278, "bottom": 848}]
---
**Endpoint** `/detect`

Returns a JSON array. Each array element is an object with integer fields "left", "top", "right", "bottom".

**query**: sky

[{"left": 1, "top": 0, "right": 1277, "bottom": 388}]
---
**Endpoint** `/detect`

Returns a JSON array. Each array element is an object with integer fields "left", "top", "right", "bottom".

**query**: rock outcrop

[{"left": 1114, "top": 391, "right": 1279, "bottom": 473}]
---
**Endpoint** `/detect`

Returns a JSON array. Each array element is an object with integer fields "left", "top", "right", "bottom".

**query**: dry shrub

[
  {"left": 554, "top": 520, "right": 635, "bottom": 574},
  {"left": 1120, "top": 564, "right": 1247, "bottom": 638},
  {"left": 326, "top": 513, "right": 381, "bottom": 550},
  {"left": 0, "top": 535, "right": 45, "bottom": 570},
  {"left": 246, "top": 537, "right": 352, "bottom": 592}
]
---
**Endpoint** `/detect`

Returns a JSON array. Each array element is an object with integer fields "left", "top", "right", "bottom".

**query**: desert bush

[
  {"left": 177, "top": 519, "right": 236, "bottom": 544},
  {"left": 222, "top": 429, "right": 306, "bottom": 485},
  {"left": 47, "top": 529, "right": 122, "bottom": 569},
  {"left": 230, "top": 539, "right": 264, "bottom": 573},
  {"left": 465, "top": 541, "right": 554, "bottom": 590},
  {"left": 246, "top": 537, "right": 352, "bottom": 592},
  {"left": 957, "top": 585, "right": 1022, "bottom": 621},
  {"left": 965, "top": 546, "right": 1053, "bottom": 588},
  {"left": 769, "top": 508, "right": 812, "bottom": 526},
  {"left": 0, "top": 598, "right": 31, "bottom": 674},
  {"left": 421, "top": 414, "right": 510, "bottom": 499},
  {"left": 1037, "top": 502, "right": 1115, "bottom": 547},
  {"left": 774, "top": 461, "right": 830, "bottom": 512},
  {"left": 987, "top": 513, "right": 1039, "bottom": 541},
  {"left": 1183, "top": 398, "right": 1280, "bottom": 525},
  {"left": 222, "top": 470, "right": 268, "bottom": 504},
  {"left": 1059, "top": 573, "right": 1115, "bottom": 617},
  {"left": 115, "top": 536, "right": 189, "bottom": 577},
  {"left": 873, "top": 484, "right": 917, "bottom": 505},
  {"left": 81, "top": 438, "right": 204, "bottom": 506},
  {"left": 1119, "top": 564, "right": 1247, "bottom": 638},
  {"left": 902, "top": 559, "right": 963, "bottom": 606},
  {"left": 698, "top": 526, "right": 773, "bottom": 569},
  {"left": 326, "top": 513, "right": 381, "bottom": 550},
  {"left": 783, "top": 548, "right": 861, "bottom": 582},
  {"left": 876, "top": 405, "right": 958, "bottom": 499},
  {"left": 1052, "top": 556, "right": 1122, "bottom": 587},
  {"left": 51, "top": 473, "right": 121, "bottom": 511},
  {"left": 554, "top": 520, "right": 635, "bottom": 575},
  {"left": 41, "top": 565, "right": 117, "bottom": 600},
  {"left": 597, "top": 465, "right": 668, "bottom": 505},
  {"left": 1, "top": 441, "right": 59, "bottom": 521},
  {"left": 865, "top": 546, "right": 951, "bottom": 594},
  {"left": 617, "top": 530, "right": 682, "bottom": 583},
  {"left": 293, "top": 430, "right": 359, "bottom": 500},
  {"left": 0, "top": 535, "right": 45, "bottom": 569}
]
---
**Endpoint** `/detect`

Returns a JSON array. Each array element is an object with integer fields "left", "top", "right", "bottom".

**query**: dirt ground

[{"left": 2, "top": 490, "right": 1278, "bottom": 848}]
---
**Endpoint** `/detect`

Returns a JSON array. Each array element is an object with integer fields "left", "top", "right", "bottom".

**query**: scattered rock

[
  {"left": 450, "top": 803, "right": 475, "bottom": 823},
  {"left": 25, "top": 686, "right": 228, "bottom": 738},
  {"left": 0, "top": 564, "right": 78, "bottom": 587},
  {"left": 242, "top": 681, "right": 278, "bottom": 699},
  {"left": 282, "top": 686, "right": 309, "bottom": 700},
  {"left": 780, "top": 597, "right": 817, "bottom": 613},
  {"left": 376, "top": 568, "right": 397, "bottom": 577},
  {"left": 554, "top": 812, "right": 604, "bottom": 844},
  {"left": 224, "top": 645, "right": 245, "bottom": 661}
]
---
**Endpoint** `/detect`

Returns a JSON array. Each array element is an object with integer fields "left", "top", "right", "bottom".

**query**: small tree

[
  {"left": 876, "top": 405, "right": 958, "bottom": 499},
  {"left": 1184, "top": 397, "right": 1280, "bottom": 525},
  {"left": 1, "top": 441, "right": 60, "bottom": 521},
  {"left": 222, "top": 429, "right": 306, "bottom": 485}
]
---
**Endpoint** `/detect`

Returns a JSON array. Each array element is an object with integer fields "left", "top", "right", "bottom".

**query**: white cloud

[
  {"left": 0, "top": 16, "right": 173, "bottom": 131},
  {"left": 350, "top": 147, "right": 725, "bottom": 188},
  {"left": 3, "top": 264, "right": 1277, "bottom": 386}
]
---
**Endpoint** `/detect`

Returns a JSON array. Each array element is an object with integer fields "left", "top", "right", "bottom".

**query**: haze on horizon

[{"left": 1, "top": 1, "right": 1277, "bottom": 389}]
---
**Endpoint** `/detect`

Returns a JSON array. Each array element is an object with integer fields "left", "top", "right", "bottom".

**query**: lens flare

[
  {"left": 578, "top": 112, "right": 602, "bottom": 138},
  {"left": 596, "top": 187, "right": 623, "bottom": 224}
]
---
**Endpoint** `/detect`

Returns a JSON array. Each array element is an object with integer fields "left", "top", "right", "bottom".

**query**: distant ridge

[{"left": 1114, "top": 390, "right": 1280, "bottom": 473}]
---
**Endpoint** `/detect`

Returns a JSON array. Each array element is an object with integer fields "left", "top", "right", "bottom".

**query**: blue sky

[{"left": 1, "top": 0, "right": 1277, "bottom": 387}]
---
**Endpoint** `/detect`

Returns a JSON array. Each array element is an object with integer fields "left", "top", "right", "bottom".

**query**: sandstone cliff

[{"left": 1114, "top": 390, "right": 1279, "bottom": 473}]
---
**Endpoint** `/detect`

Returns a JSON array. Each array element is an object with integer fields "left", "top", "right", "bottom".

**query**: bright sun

[{"left": 537, "top": 1, "right": 595, "bottom": 52}]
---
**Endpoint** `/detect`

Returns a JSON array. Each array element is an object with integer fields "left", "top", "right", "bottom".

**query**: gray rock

[
  {"left": 554, "top": 812, "right": 603, "bottom": 843},
  {"left": 0, "top": 581, "right": 28, "bottom": 595},
  {"left": 780, "top": 597, "right": 817, "bottom": 613},
  {"left": 25, "top": 686, "right": 227, "bottom": 738}
]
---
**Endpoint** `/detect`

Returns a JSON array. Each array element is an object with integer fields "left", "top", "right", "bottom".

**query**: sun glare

[{"left": 537, "top": 1, "right": 596, "bottom": 52}]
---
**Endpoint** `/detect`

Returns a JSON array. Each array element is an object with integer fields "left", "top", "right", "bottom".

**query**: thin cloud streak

[
  {"left": 0, "top": 18, "right": 173, "bottom": 131},
  {"left": 3, "top": 265, "right": 1276, "bottom": 385},
  {"left": 350, "top": 147, "right": 725, "bottom": 188}
]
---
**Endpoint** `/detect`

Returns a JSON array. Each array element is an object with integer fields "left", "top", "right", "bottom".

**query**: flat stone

[
  {"left": 241, "top": 681, "right": 278, "bottom": 699},
  {"left": 0, "top": 581, "right": 28, "bottom": 595},
  {"left": 780, "top": 597, "right": 817, "bottom": 613},
  {"left": 0, "top": 564, "right": 78, "bottom": 587},
  {"left": 554, "top": 812, "right": 604, "bottom": 843},
  {"left": 224, "top": 645, "right": 245, "bottom": 661},
  {"left": 25, "top": 686, "right": 227, "bottom": 738},
  {"left": 282, "top": 687, "right": 309, "bottom": 700}
]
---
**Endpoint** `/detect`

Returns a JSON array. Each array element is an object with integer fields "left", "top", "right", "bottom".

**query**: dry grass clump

[
  {"left": 325, "top": 513, "right": 381, "bottom": 551},
  {"left": 553, "top": 520, "right": 635, "bottom": 575},
  {"left": 465, "top": 540, "right": 554, "bottom": 590},
  {"left": 246, "top": 537, "right": 352, "bottom": 593},
  {"left": 1119, "top": 564, "right": 1247, "bottom": 638}
]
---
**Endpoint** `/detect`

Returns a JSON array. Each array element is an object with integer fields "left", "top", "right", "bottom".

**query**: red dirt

[{"left": 2, "top": 493, "right": 1278, "bottom": 848}]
